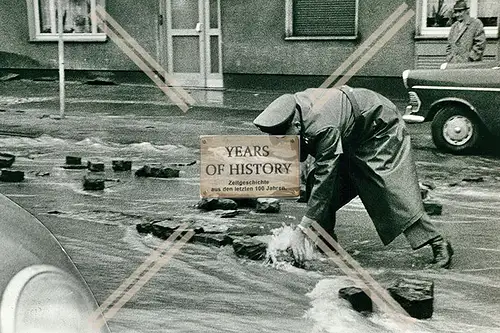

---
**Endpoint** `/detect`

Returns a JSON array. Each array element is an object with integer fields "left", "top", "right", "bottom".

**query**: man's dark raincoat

[{"left": 297, "top": 87, "right": 424, "bottom": 245}]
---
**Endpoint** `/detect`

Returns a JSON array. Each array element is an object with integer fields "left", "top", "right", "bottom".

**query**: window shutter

[{"left": 292, "top": 0, "right": 357, "bottom": 37}]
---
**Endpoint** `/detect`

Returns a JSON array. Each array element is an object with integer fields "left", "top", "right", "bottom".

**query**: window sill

[
  {"left": 285, "top": 35, "right": 358, "bottom": 41},
  {"left": 29, "top": 34, "right": 107, "bottom": 42},
  {"left": 414, "top": 34, "right": 499, "bottom": 40}
]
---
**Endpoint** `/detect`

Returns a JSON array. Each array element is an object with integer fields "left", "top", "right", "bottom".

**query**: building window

[
  {"left": 27, "top": 0, "right": 106, "bottom": 41},
  {"left": 285, "top": 0, "right": 359, "bottom": 40},
  {"left": 419, "top": 0, "right": 498, "bottom": 38}
]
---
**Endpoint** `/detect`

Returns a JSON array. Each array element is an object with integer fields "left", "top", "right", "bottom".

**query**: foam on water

[
  {"left": 0, "top": 134, "right": 193, "bottom": 157},
  {"left": 0, "top": 134, "right": 68, "bottom": 148}
]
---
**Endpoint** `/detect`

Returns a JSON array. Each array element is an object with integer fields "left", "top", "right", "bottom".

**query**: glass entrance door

[{"left": 164, "top": 0, "right": 222, "bottom": 88}]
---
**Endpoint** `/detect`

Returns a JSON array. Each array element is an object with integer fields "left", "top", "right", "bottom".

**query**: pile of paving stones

[
  {"left": 135, "top": 182, "right": 449, "bottom": 263},
  {"left": 136, "top": 197, "right": 281, "bottom": 254}
]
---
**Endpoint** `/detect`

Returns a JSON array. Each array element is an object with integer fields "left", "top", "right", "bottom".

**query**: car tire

[{"left": 431, "top": 105, "right": 482, "bottom": 154}]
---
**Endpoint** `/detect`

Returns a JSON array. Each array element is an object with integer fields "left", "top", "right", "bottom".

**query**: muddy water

[{"left": 0, "top": 134, "right": 499, "bottom": 333}]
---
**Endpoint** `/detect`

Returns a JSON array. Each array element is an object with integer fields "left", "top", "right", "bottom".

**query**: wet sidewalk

[
  {"left": 0, "top": 78, "right": 407, "bottom": 113},
  {"left": 0, "top": 78, "right": 408, "bottom": 147},
  {"left": 0, "top": 79, "right": 285, "bottom": 113}
]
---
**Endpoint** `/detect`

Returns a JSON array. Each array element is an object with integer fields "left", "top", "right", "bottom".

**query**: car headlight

[
  {"left": 0, "top": 265, "right": 109, "bottom": 333},
  {"left": 402, "top": 70, "right": 410, "bottom": 89}
]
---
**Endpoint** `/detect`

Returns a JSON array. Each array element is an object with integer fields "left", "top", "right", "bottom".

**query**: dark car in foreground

[
  {"left": 402, "top": 65, "right": 500, "bottom": 154},
  {"left": 0, "top": 193, "right": 110, "bottom": 333}
]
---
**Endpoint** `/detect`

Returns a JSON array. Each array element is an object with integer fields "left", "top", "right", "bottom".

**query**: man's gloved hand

[
  {"left": 290, "top": 216, "right": 315, "bottom": 266},
  {"left": 290, "top": 227, "right": 307, "bottom": 265}
]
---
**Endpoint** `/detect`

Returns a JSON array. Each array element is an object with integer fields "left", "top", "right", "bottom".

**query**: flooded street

[{"left": 0, "top": 90, "right": 499, "bottom": 332}]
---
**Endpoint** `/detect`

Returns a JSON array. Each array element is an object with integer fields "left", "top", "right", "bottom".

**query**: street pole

[{"left": 57, "top": 0, "right": 65, "bottom": 119}]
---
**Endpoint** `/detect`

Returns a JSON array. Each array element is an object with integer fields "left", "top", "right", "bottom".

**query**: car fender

[{"left": 428, "top": 97, "right": 482, "bottom": 123}]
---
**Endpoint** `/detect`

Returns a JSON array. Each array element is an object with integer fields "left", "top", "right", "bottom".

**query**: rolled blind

[{"left": 292, "top": 0, "right": 357, "bottom": 37}]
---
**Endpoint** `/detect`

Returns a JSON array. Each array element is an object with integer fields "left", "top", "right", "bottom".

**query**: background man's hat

[
  {"left": 453, "top": 0, "right": 469, "bottom": 10},
  {"left": 253, "top": 94, "right": 296, "bottom": 134}
]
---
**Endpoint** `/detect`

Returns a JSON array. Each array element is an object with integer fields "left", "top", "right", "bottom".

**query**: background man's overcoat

[
  {"left": 446, "top": 17, "right": 486, "bottom": 63},
  {"left": 297, "top": 88, "right": 425, "bottom": 245}
]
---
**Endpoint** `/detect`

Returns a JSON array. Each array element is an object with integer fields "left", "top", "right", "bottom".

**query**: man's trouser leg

[
  {"left": 403, "top": 212, "right": 441, "bottom": 250},
  {"left": 308, "top": 157, "right": 358, "bottom": 242}
]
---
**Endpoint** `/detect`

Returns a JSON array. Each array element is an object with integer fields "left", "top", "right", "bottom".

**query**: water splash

[
  {"left": 265, "top": 224, "right": 316, "bottom": 268},
  {"left": 305, "top": 277, "right": 431, "bottom": 333}
]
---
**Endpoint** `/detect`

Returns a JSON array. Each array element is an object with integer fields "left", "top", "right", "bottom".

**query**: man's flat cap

[
  {"left": 253, "top": 94, "right": 296, "bottom": 134},
  {"left": 453, "top": 0, "right": 468, "bottom": 10}
]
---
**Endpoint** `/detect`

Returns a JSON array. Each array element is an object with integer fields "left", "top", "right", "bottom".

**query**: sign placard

[{"left": 200, "top": 135, "right": 300, "bottom": 198}]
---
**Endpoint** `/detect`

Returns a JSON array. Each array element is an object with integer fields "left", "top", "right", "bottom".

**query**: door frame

[{"left": 158, "top": 0, "right": 223, "bottom": 88}]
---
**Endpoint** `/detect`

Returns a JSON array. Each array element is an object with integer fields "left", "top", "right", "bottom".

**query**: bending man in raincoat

[{"left": 253, "top": 86, "right": 453, "bottom": 268}]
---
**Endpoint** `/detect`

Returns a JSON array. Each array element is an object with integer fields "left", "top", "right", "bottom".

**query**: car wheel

[{"left": 431, "top": 106, "right": 482, "bottom": 154}]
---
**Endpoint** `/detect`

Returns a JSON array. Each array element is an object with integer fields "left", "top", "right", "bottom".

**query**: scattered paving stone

[
  {"left": 338, "top": 287, "right": 373, "bottom": 313},
  {"left": 62, "top": 164, "right": 88, "bottom": 170},
  {"left": 387, "top": 278, "right": 434, "bottom": 319},
  {"left": 136, "top": 222, "right": 203, "bottom": 239},
  {"left": 255, "top": 198, "right": 281, "bottom": 213},
  {"left": 0, "top": 73, "right": 20, "bottom": 81},
  {"left": 220, "top": 210, "right": 239, "bottom": 218},
  {"left": 83, "top": 176, "right": 105, "bottom": 191},
  {"left": 226, "top": 225, "right": 273, "bottom": 237},
  {"left": 66, "top": 156, "right": 82, "bottom": 165},
  {"left": 169, "top": 161, "right": 197, "bottom": 167},
  {"left": 112, "top": 160, "right": 132, "bottom": 171},
  {"left": 153, "top": 224, "right": 203, "bottom": 240},
  {"left": 232, "top": 237, "right": 267, "bottom": 260},
  {"left": 423, "top": 200, "right": 442, "bottom": 216},
  {"left": 462, "top": 176, "right": 484, "bottom": 182},
  {"left": 197, "top": 198, "right": 238, "bottom": 211},
  {"left": 421, "top": 181, "right": 436, "bottom": 190},
  {"left": 35, "top": 171, "right": 50, "bottom": 177},
  {"left": 87, "top": 161, "right": 105, "bottom": 172},
  {"left": 63, "top": 156, "right": 87, "bottom": 169},
  {"left": 0, "top": 153, "right": 15, "bottom": 168},
  {"left": 192, "top": 233, "right": 233, "bottom": 247},
  {"left": 136, "top": 222, "right": 154, "bottom": 234},
  {"left": 419, "top": 183, "right": 429, "bottom": 200},
  {"left": 231, "top": 198, "right": 258, "bottom": 208},
  {"left": 135, "top": 165, "right": 180, "bottom": 178},
  {"left": 0, "top": 170, "right": 24, "bottom": 182},
  {"left": 137, "top": 222, "right": 232, "bottom": 247}
]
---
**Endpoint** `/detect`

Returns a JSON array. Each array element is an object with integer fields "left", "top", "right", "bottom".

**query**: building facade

[{"left": 0, "top": 0, "right": 498, "bottom": 92}]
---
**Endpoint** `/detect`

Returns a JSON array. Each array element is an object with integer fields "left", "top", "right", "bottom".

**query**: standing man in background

[{"left": 445, "top": 0, "right": 486, "bottom": 63}]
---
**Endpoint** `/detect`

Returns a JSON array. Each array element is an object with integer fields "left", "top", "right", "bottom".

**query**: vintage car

[
  {"left": 402, "top": 64, "right": 500, "bottom": 154},
  {"left": 0, "top": 193, "right": 110, "bottom": 333}
]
